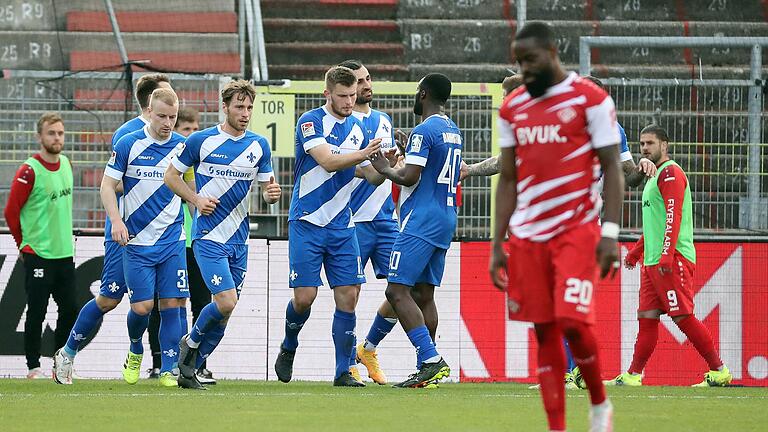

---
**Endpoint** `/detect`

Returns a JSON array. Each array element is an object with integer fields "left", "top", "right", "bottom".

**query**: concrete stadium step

[
  {"left": 72, "top": 89, "right": 220, "bottom": 111},
  {"left": 398, "top": 0, "right": 767, "bottom": 22},
  {"left": 0, "top": 0, "right": 236, "bottom": 31},
  {"left": 266, "top": 42, "right": 403, "bottom": 65},
  {"left": 66, "top": 11, "right": 237, "bottom": 33},
  {"left": 268, "top": 64, "right": 408, "bottom": 81},
  {"left": 399, "top": 20, "right": 768, "bottom": 67},
  {"left": 0, "top": 31, "right": 238, "bottom": 70},
  {"left": 263, "top": 18, "right": 399, "bottom": 43},
  {"left": 261, "top": 0, "right": 396, "bottom": 20},
  {"left": 70, "top": 51, "right": 240, "bottom": 73}
]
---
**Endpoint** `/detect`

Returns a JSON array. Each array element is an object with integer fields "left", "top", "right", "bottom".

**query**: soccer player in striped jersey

[
  {"left": 274, "top": 66, "right": 386, "bottom": 387},
  {"left": 53, "top": 74, "right": 172, "bottom": 385},
  {"left": 368, "top": 73, "right": 459, "bottom": 388},
  {"left": 100, "top": 88, "right": 189, "bottom": 387},
  {"left": 336, "top": 59, "right": 399, "bottom": 385},
  {"left": 166, "top": 80, "right": 281, "bottom": 390},
  {"left": 490, "top": 22, "right": 620, "bottom": 431}
]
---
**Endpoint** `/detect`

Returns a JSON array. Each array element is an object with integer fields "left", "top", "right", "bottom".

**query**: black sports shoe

[
  {"left": 178, "top": 334, "right": 199, "bottom": 379},
  {"left": 197, "top": 367, "right": 216, "bottom": 385},
  {"left": 147, "top": 367, "right": 160, "bottom": 379},
  {"left": 178, "top": 373, "right": 207, "bottom": 390},
  {"left": 333, "top": 372, "right": 365, "bottom": 387},
  {"left": 275, "top": 344, "right": 295, "bottom": 383},
  {"left": 393, "top": 358, "right": 450, "bottom": 388}
]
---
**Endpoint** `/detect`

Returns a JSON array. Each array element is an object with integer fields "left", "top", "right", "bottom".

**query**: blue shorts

[
  {"left": 356, "top": 219, "right": 398, "bottom": 279},
  {"left": 193, "top": 239, "right": 248, "bottom": 296},
  {"left": 387, "top": 234, "right": 447, "bottom": 287},
  {"left": 124, "top": 241, "right": 189, "bottom": 303},
  {"left": 288, "top": 220, "right": 366, "bottom": 288},
  {"left": 99, "top": 241, "right": 127, "bottom": 299}
]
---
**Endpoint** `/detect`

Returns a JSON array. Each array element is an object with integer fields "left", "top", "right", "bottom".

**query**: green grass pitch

[{"left": 1, "top": 380, "right": 766, "bottom": 431}]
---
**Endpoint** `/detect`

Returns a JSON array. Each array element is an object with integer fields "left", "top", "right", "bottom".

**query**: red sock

[
  {"left": 628, "top": 318, "right": 659, "bottom": 374},
  {"left": 559, "top": 318, "right": 606, "bottom": 405},
  {"left": 676, "top": 315, "right": 723, "bottom": 370},
  {"left": 534, "top": 323, "right": 566, "bottom": 431}
]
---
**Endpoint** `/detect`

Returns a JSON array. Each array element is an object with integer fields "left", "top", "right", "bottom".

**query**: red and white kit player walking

[{"left": 490, "top": 22, "right": 624, "bottom": 432}]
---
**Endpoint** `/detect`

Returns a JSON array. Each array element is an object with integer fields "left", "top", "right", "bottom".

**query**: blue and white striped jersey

[
  {"left": 398, "top": 114, "right": 463, "bottom": 249},
  {"left": 104, "top": 115, "right": 147, "bottom": 242},
  {"left": 289, "top": 106, "right": 370, "bottom": 229},
  {"left": 349, "top": 109, "right": 396, "bottom": 223},
  {"left": 104, "top": 126, "right": 186, "bottom": 247},
  {"left": 171, "top": 125, "right": 273, "bottom": 245}
]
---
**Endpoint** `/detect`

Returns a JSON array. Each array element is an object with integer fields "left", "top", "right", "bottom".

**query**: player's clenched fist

[
  {"left": 195, "top": 195, "right": 219, "bottom": 216},
  {"left": 263, "top": 176, "right": 282, "bottom": 204}
]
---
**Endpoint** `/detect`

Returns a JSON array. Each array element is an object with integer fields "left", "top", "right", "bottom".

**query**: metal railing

[{"left": 580, "top": 36, "right": 768, "bottom": 232}]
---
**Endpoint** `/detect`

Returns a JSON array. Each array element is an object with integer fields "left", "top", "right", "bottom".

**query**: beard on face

[
  {"left": 357, "top": 91, "right": 372, "bottom": 105},
  {"left": 227, "top": 113, "right": 246, "bottom": 132},
  {"left": 331, "top": 100, "right": 351, "bottom": 118},
  {"left": 42, "top": 142, "right": 63, "bottom": 154},
  {"left": 413, "top": 94, "right": 423, "bottom": 116},
  {"left": 524, "top": 68, "right": 555, "bottom": 98}
]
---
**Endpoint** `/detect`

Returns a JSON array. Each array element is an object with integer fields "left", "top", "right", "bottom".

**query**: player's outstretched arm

[
  {"left": 489, "top": 147, "right": 516, "bottom": 291},
  {"left": 596, "top": 145, "right": 624, "bottom": 279},
  {"left": 308, "top": 139, "right": 381, "bottom": 173},
  {"left": 623, "top": 157, "right": 656, "bottom": 188},
  {"left": 259, "top": 177, "right": 282, "bottom": 204},
  {"left": 368, "top": 152, "right": 421, "bottom": 186},
  {"left": 461, "top": 155, "right": 501, "bottom": 180},
  {"left": 100, "top": 175, "right": 128, "bottom": 246}
]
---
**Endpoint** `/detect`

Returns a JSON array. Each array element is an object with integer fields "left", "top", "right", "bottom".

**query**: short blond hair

[
  {"left": 221, "top": 79, "right": 256, "bottom": 105},
  {"left": 37, "top": 112, "right": 63, "bottom": 134},
  {"left": 325, "top": 66, "right": 356, "bottom": 90},
  {"left": 149, "top": 88, "right": 179, "bottom": 107}
]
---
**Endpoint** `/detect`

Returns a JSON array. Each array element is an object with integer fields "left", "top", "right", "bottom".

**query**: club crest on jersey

[
  {"left": 301, "top": 122, "right": 315, "bottom": 138},
  {"left": 515, "top": 125, "right": 567, "bottom": 146},
  {"left": 410, "top": 134, "right": 423, "bottom": 153},
  {"left": 557, "top": 107, "right": 577, "bottom": 124}
]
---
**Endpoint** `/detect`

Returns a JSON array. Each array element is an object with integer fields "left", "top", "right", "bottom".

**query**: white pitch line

[{"left": 1, "top": 392, "right": 765, "bottom": 400}]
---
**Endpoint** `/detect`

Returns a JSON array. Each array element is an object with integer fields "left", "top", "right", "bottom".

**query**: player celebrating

[
  {"left": 274, "top": 66, "right": 385, "bottom": 387},
  {"left": 608, "top": 125, "right": 732, "bottom": 387},
  {"left": 337, "top": 59, "right": 399, "bottom": 385},
  {"left": 166, "top": 80, "right": 281, "bottom": 390},
  {"left": 489, "top": 22, "right": 621, "bottom": 432},
  {"left": 53, "top": 74, "right": 172, "bottom": 385},
  {"left": 98, "top": 88, "right": 189, "bottom": 386},
  {"left": 368, "top": 73, "right": 459, "bottom": 388}
]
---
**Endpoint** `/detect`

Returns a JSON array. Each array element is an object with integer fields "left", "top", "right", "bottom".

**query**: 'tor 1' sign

[{"left": 248, "top": 94, "right": 295, "bottom": 157}]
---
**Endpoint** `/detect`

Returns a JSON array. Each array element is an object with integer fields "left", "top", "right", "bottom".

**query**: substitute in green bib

[
  {"left": 3, "top": 113, "right": 77, "bottom": 379},
  {"left": 606, "top": 124, "right": 732, "bottom": 388}
]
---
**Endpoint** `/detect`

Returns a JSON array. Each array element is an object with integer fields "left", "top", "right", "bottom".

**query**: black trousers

[
  {"left": 23, "top": 253, "right": 77, "bottom": 370},
  {"left": 148, "top": 246, "right": 210, "bottom": 369}
]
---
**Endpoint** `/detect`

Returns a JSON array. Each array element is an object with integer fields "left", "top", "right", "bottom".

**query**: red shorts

[
  {"left": 639, "top": 252, "right": 696, "bottom": 316},
  {"left": 506, "top": 223, "right": 600, "bottom": 324}
]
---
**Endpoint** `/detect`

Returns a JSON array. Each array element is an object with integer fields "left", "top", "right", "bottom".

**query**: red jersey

[{"left": 498, "top": 73, "right": 620, "bottom": 242}]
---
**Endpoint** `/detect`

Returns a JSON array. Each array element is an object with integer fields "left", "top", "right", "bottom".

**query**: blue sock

[
  {"left": 332, "top": 309, "right": 356, "bottom": 379},
  {"left": 365, "top": 313, "right": 397, "bottom": 347},
  {"left": 159, "top": 308, "right": 182, "bottom": 373},
  {"left": 196, "top": 324, "right": 226, "bottom": 369},
  {"left": 406, "top": 325, "right": 438, "bottom": 367},
  {"left": 64, "top": 299, "right": 104, "bottom": 357},
  {"left": 178, "top": 306, "right": 188, "bottom": 335},
  {"left": 190, "top": 302, "right": 224, "bottom": 345},
  {"left": 127, "top": 309, "right": 150, "bottom": 354},
  {"left": 564, "top": 338, "right": 576, "bottom": 372},
  {"left": 348, "top": 334, "right": 357, "bottom": 367},
  {"left": 282, "top": 300, "right": 310, "bottom": 351}
]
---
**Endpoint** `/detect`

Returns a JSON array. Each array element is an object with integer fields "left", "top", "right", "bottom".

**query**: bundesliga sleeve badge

[
  {"left": 108, "top": 150, "right": 117, "bottom": 165},
  {"left": 410, "top": 134, "right": 423, "bottom": 153},
  {"left": 301, "top": 122, "right": 316, "bottom": 138}
]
